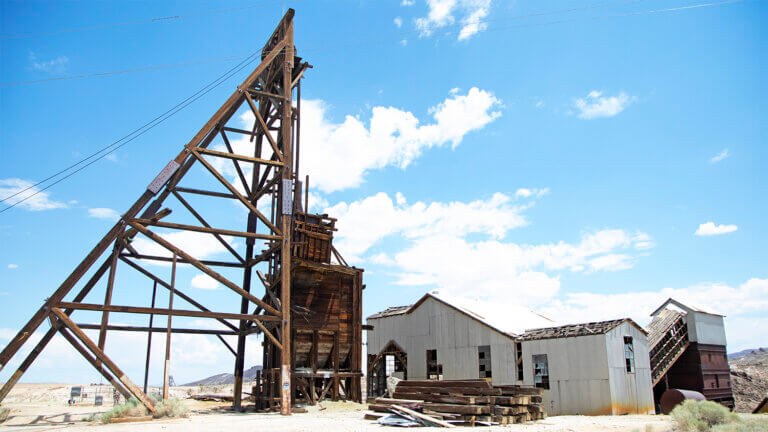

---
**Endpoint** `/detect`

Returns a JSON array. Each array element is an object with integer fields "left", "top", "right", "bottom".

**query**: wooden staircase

[{"left": 648, "top": 310, "right": 690, "bottom": 385}]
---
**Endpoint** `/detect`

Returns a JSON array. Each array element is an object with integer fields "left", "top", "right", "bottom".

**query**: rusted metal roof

[
  {"left": 647, "top": 308, "right": 685, "bottom": 348},
  {"left": 519, "top": 318, "right": 645, "bottom": 341},
  {"left": 367, "top": 305, "right": 411, "bottom": 319}
]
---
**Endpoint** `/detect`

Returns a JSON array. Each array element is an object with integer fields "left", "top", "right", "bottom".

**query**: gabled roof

[
  {"left": 650, "top": 297, "right": 724, "bottom": 318},
  {"left": 519, "top": 318, "right": 647, "bottom": 341},
  {"left": 367, "top": 291, "right": 555, "bottom": 337}
]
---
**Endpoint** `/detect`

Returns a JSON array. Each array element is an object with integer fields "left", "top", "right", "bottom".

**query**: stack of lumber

[{"left": 366, "top": 379, "right": 545, "bottom": 427}]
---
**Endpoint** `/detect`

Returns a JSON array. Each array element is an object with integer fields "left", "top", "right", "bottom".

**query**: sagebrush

[
  {"left": 670, "top": 400, "right": 768, "bottom": 432},
  {"left": 0, "top": 406, "right": 10, "bottom": 423},
  {"left": 95, "top": 396, "right": 188, "bottom": 423}
]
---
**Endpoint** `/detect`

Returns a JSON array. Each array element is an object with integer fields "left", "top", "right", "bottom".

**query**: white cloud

[
  {"left": 401, "top": 0, "right": 415, "bottom": 5},
  {"left": 326, "top": 190, "right": 650, "bottom": 308},
  {"left": 709, "top": 148, "right": 729, "bottom": 164},
  {"left": 515, "top": 188, "right": 548, "bottom": 199},
  {"left": 535, "top": 100, "right": 544, "bottom": 108},
  {"left": 416, "top": 0, "right": 492, "bottom": 41},
  {"left": 574, "top": 90, "right": 635, "bottom": 119},
  {"left": 210, "top": 88, "right": 500, "bottom": 195},
  {"left": 190, "top": 274, "right": 220, "bottom": 290},
  {"left": 29, "top": 52, "right": 69, "bottom": 73},
  {"left": 394, "top": 17, "right": 403, "bottom": 28},
  {"left": 0, "top": 178, "right": 68, "bottom": 211},
  {"left": 327, "top": 191, "right": 528, "bottom": 260},
  {"left": 695, "top": 221, "right": 738, "bottom": 236},
  {"left": 298, "top": 87, "right": 501, "bottom": 193},
  {"left": 88, "top": 207, "right": 120, "bottom": 221},
  {"left": 7, "top": 264, "right": 18, "bottom": 269}
]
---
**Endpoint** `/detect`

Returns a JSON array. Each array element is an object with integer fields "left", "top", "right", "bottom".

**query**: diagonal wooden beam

[
  {"left": 0, "top": 257, "right": 113, "bottom": 402},
  {"left": 119, "top": 256, "right": 239, "bottom": 332},
  {"left": 171, "top": 190, "right": 245, "bottom": 264},
  {"left": 190, "top": 148, "right": 282, "bottom": 235},
  {"left": 218, "top": 129, "right": 252, "bottom": 196},
  {"left": 50, "top": 307, "right": 155, "bottom": 413},
  {"left": 126, "top": 221, "right": 281, "bottom": 317},
  {"left": 241, "top": 89, "right": 284, "bottom": 162},
  {"left": 54, "top": 322, "right": 132, "bottom": 400}
]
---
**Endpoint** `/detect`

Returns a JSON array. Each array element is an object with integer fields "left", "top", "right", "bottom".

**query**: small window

[
  {"left": 624, "top": 336, "right": 635, "bottom": 373},
  {"left": 426, "top": 349, "right": 443, "bottom": 380},
  {"left": 715, "top": 375, "right": 720, "bottom": 388},
  {"left": 515, "top": 342, "right": 524, "bottom": 381},
  {"left": 478, "top": 345, "right": 492, "bottom": 379},
  {"left": 533, "top": 354, "right": 549, "bottom": 389}
]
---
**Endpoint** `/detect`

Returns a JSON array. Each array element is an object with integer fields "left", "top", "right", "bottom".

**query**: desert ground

[{"left": 0, "top": 383, "right": 674, "bottom": 432}]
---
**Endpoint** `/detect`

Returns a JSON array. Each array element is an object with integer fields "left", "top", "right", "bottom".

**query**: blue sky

[{"left": 0, "top": 0, "right": 765, "bottom": 385}]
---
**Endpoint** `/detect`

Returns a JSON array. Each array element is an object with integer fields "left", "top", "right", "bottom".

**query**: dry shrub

[
  {"left": 150, "top": 396, "right": 189, "bottom": 419},
  {"left": 98, "top": 398, "right": 147, "bottom": 423},
  {"left": 711, "top": 417, "right": 768, "bottom": 432},
  {"left": 671, "top": 400, "right": 740, "bottom": 432},
  {"left": 97, "top": 396, "right": 188, "bottom": 423}
]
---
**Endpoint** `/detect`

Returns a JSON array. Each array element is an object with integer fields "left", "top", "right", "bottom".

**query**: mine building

[
  {"left": 647, "top": 298, "right": 735, "bottom": 411},
  {"left": 366, "top": 291, "right": 655, "bottom": 416}
]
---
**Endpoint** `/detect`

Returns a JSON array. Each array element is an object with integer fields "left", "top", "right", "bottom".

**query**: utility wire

[
  {"left": 0, "top": 0, "right": 302, "bottom": 39},
  {"left": 0, "top": 51, "right": 263, "bottom": 213},
  {"left": 0, "top": 0, "right": 738, "bottom": 87},
  {"left": 0, "top": 0, "right": 745, "bottom": 213}
]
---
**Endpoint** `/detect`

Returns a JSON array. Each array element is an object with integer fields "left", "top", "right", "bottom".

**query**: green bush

[
  {"left": 711, "top": 417, "right": 768, "bottom": 432},
  {"left": 670, "top": 400, "right": 737, "bottom": 432}
]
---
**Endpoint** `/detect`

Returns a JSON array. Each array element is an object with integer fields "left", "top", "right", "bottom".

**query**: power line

[
  {"left": 0, "top": 51, "right": 263, "bottom": 213},
  {"left": 0, "top": 0, "right": 648, "bottom": 87},
  {"left": 0, "top": 0, "right": 738, "bottom": 88},
  {"left": 0, "top": 0, "right": 302, "bottom": 39},
  {"left": 0, "top": 0, "right": 745, "bottom": 213}
]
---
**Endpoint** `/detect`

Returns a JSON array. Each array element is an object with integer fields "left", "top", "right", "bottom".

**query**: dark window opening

[
  {"left": 426, "top": 349, "right": 443, "bottom": 380},
  {"left": 715, "top": 375, "right": 720, "bottom": 388},
  {"left": 533, "top": 354, "right": 549, "bottom": 389},
  {"left": 624, "top": 336, "right": 635, "bottom": 373},
  {"left": 478, "top": 345, "right": 492, "bottom": 379},
  {"left": 515, "top": 342, "right": 524, "bottom": 381}
]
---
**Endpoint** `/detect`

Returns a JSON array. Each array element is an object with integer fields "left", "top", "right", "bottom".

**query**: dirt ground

[{"left": 0, "top": 383, "right": 674, "bottom": 432}]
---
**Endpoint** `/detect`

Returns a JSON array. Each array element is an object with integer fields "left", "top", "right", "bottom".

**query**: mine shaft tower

[{"left": 0, "top": 10, "right": 363, "bottom": 414}]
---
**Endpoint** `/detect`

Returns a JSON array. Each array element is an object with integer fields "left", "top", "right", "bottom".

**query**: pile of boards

[{"left": 365, "top": 379, "right": 545, "bottom": 427}]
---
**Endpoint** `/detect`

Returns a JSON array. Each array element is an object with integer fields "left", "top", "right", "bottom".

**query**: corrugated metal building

[{"left": 366, "top": 291, "right": 655, "bottom": 415}]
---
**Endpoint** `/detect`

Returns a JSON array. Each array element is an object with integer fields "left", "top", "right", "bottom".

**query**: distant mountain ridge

[
  {"left": 183, "top": 365, "right": 263, "bottom": 386},
  {"left": 729, "top": 347, "right": 768, "bottom": 359}
]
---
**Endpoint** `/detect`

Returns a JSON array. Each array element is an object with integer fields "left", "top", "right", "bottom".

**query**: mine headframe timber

[{"left": 0, "top": 9, "right": 364, "bottom": 415}]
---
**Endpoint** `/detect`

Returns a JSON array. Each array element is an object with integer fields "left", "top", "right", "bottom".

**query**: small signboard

[{"left": 94, "top": 395, "right": 103, "bottom": 406}]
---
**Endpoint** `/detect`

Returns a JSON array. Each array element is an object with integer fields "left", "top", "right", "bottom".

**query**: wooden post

[
  {"left": 143, "top": 281, "right": 157, "bottom": 394},
  {"left": 279, "top": 16, "right": 295, "bottom": 416},
  {"left": 50, "top": 307, "right": 155, "bottom": 413},
  {"left": 163, "top": 254, "right": 176, "bottom": 400},
  {"left": 333, "top": 331, "right": 340, "bottom": 401},
  {"left": 97, "top": 246, "right": 120, "bottom": 360}
]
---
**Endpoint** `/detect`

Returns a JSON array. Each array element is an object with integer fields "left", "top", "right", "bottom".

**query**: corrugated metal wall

[
  {"left": 605, "top": 322, "right": 655, "bottom": 415},
  {"left": 367, "top": 297, "right": 517, "bottom": 384}
]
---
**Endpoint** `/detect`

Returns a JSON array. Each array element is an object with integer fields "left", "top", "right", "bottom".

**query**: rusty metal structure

[
  {"left": 0, "top": 9, "right": 363, "bottom": 414},
  {"left": 648, "top": 299, "right": 734, "bottom": 411}
]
